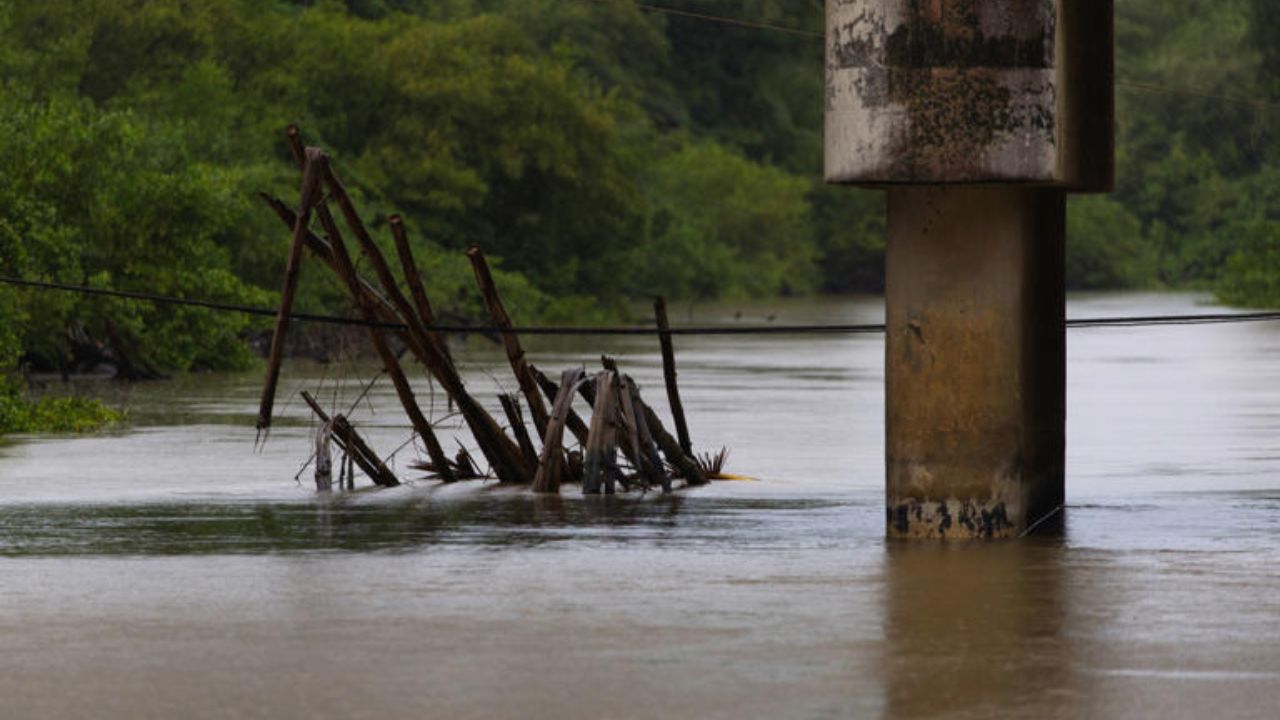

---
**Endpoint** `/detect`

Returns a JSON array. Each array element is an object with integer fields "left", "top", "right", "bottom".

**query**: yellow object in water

[{"left": 708, "top": 473, "right": 758, "bottom": 482}]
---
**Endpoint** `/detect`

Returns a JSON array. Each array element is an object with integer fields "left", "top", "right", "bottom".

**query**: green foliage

[
  {"left": 1066, "top": 197, "right": 1156, "bottom": 290},
  {"left": 0, "top": 95, "right": 269, "bottom": 374},
  {"left": 3, "top": 0, "right": 1280, "bottom": 395},
  {"left": 1111, "top": 0, "right": 1280, "bottom": 302},
  {"left": 810, "top": 185, "right": 886, "bottom": 294},
  {"left": 632, "top": 141, "right": 817, "bottom": 300},
  {"left": 1217, "top": 221, "right": 1280, "bottom": 308},
  {"left": 0, "top": 379, "right": 122, "bottom": 435}
]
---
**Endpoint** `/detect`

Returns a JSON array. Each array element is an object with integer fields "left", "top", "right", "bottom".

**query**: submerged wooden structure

[{"left": 256, "top": 128, "right": 716, "bottom": 495}]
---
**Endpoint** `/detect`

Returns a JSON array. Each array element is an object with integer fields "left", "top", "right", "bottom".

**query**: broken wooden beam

[
  {"left": 301, "top": 390, "right": 399, "bottom": 487},
  {"left": 618, "top": 374, "right": 669, "bottom": 493},
  {"left": 600, "top": 356, "right": 706, "bottom": 486},
  {"left": 583, "top": 371, "right": 622, "bottom": 495},
  {"left": 499, "top": 393, "right": 540, "bottom": 471},
  {"left": 532, "top": 368, "right": 585, "bottom": 494},
  {"left": 531, "top": 364, "right": 589, "bottom": 447}
]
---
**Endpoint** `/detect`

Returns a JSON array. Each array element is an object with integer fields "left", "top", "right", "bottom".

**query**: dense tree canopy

[{"left": 0, "top": 0, "right": 1277, "bottom": 396}]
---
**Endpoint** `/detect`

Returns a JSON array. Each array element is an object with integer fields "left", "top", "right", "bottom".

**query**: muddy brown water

[{"left": 1, "top": 293, "right": 1278, "bottom": 719}]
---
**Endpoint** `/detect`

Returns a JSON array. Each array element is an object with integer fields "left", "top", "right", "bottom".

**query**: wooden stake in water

[
  {"left": 255, "top": 148, "right": 324, "bottom": 439},
  {"left": 654, "top": 297, "right": 692, "bottom": 457}
]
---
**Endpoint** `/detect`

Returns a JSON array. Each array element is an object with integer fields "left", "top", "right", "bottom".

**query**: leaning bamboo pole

[
  {"left": 467, "top": 246, "right": 552, "bottom": 439},
  {"left": 618, "top": 374, "right": 669, "bottom": 492},
  {"left": 255, "top": 149, "right": 324, "bottom": 437},
  {"left": 316, "top": 156, "right": 530, "bottom": 484},
  {"left": 499, "top": 393, "right": 540, "bottom": 470},
  {"left": 389, "top": 215, "right": 451, "bottom": 366},
  {"left": 304, "top": 157, "right": 456, "bottom": 483}
]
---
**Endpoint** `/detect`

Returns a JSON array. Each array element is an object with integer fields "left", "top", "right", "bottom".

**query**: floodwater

[{"left": 1, "top": 292, "right": 1278, "bottom": 719}]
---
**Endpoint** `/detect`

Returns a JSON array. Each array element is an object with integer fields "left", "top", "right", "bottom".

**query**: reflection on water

[
  {"left": 0, "top": 494, "right": 865, "bottom": 556},
  {"left": 1, "top": 293, "right": 1279, "bottom": 719},
  {"left": 883, "top": 535, "right": 1075, "bottom": 719}
]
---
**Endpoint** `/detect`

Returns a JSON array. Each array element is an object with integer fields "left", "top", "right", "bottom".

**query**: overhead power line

[
  {"left": 584, "top": 0, "right": 1279, "bottom": 113},
  {"left": 1115, "top": 78, "right": 1280, "bottom": 113},
  {"left": 582, "top": 0, "right": 822, "bottom": 38},
  {"left": 4, "top": 275, "right": 1279, "bottom": 337}
]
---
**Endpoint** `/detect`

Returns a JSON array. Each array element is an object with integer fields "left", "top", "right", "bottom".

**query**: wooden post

[
  {"left": 499, "top": 393, "right": 540, "bottom": 471},
  {"left": 530, "top": 364, "right": 590, "bottom": 447},
  {"left": 304, "top": 159, "right": 457, "bottom": 483},
  {"left": 389, "top": 214, "right": 452, "bottom": 365},
  {"left": 596, "top": 358, "right": 706, "bottom": 486},
  {"left": 467, "top": 246, "right": 552, "bottom": 439},
  {"left": 301, "top": 391, "right": 399, "bottom": 487},
  {"left": 317, "top": 162, "right": 531, "bottom": 484},
  {"left": 654, "top": 297, "right": 692, "bottom": 456},
  {"left": 618, "top": 375, "right": 669, "bottom": 492},
  {"left": 582, "top": 371, "right": 620, "bottom": 495},
  {"left": 315, "top": 421, "right": 333, "bottom": 492},
  {"left": 255, "top": 148, "right": 323, "bottom": 436},
  {"left": 532, "top": 368, "right": 586, "bottom": 494}
]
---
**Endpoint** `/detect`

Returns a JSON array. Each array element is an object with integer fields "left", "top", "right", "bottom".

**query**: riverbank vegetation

[{"left": 0, "top": 0, "right": 1277, "bottom": 409}]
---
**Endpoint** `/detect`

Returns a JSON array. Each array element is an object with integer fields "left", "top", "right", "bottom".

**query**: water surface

[{"left": 1, "top": 293, "right": 1277, "bottom": 719}]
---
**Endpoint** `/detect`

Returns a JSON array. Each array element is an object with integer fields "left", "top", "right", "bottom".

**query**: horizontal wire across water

[{"left": 4, "top": 275, "right": 1280, "bottom": 337}]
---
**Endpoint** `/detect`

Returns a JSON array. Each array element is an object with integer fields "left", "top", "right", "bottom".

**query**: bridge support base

[{"left": 885, "top": 187, "right": 1065, "bottom": 539}]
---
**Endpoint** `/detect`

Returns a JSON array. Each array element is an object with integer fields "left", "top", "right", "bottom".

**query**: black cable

[
  {"left": 581, "top": 0, "right": 1280, "bottom": 113},
  {"left": 581, "top": 0, "right": 822, "bottom": 38},
  {"left": 5, "top": 274, "right": 1280, "bottom": 336},
  {"left": 0, "top": 275, "right": 403, "bottom": 330}
]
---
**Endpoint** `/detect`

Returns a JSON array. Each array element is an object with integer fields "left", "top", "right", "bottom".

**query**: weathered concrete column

[
  {"left": 825, "top": 1, "right": 1113, "bottom": 538},
  {"left": 886, "top": 187, "right": 1064, "bottom": 537}
]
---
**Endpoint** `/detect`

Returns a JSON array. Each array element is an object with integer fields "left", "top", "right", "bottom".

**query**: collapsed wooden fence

[{"left": 256, "top": 128, "right": 720, "bottom": 494}]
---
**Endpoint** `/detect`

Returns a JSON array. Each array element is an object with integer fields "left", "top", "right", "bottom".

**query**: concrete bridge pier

[
  {"left": 885, "top": 187, "right": 1065, "bottom": 538},
  {"left": 825, "top": 1, "right": 1112, "bottom": 538}
]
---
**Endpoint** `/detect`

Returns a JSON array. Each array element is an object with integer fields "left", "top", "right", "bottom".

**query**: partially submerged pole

[
  {"left": 306, "top": 156, "right": 456, "bottom": 482},
  {"left": 582, "top": 371, "right": 620, "bottom": 495},
  {"left": 255, "top": 148, "right": 324, "bottom": 437},
  {"left": 318, "top": 161, "right": 531, "bottom": 484},
  {"left": 499, "top": 393, "right": 540, "bottom": 471},
  {"left": 315, "top": 421, "right": 334, "bottom": 492},
  {"left": 597, "top": 357, "right": 706, "bottom": 486},
  {"left": 532, "top": 368, "right": 585, "bottom": 494},
  {"left": 618, "top": 374, "right": 670, "bottom": 492},
  {"left": 389, "top": 214, "right": 451, "bottom": 365},
  {"left": 825, "top": 1, "right": 1113, "bottom": 538},
  {"left": 467, "top": 246, "right": 552, "bottom": 439},
  {"left": 654, "top": 297, "right": 692, "bottom": 457},
  {"left": 301, "top": 391, "right": 399, "bottom": 487},
  {"left": 530, "top": 364, "right": 590, "bottom": 447}
]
